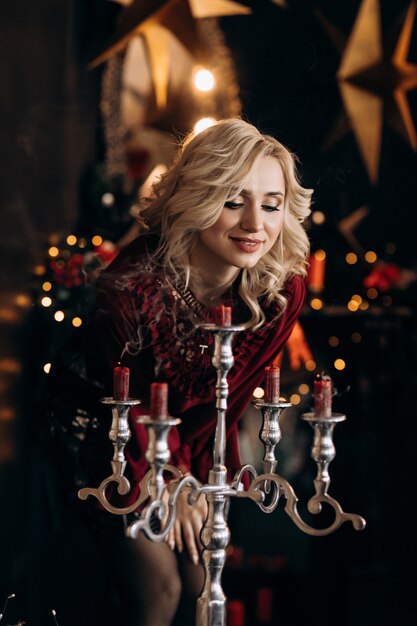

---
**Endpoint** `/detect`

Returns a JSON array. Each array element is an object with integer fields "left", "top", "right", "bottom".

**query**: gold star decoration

[
  {"left": 318, "top": 0, "right": 417, "bottom": 184},
  {"left": 92, "top": 0, "right": 251, "bottom": 110}
]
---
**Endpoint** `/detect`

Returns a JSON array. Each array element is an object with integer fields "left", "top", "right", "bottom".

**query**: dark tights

[{"left": 97, "top": 527, "right": 205, "bottom": 626}]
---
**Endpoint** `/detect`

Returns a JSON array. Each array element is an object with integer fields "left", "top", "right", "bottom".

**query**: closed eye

[
  {"left": 261, "top": 204, "right": 281, "bottom": 212},
  {"left": 224, "top": 201, "right": 244, "bottom": 209}
]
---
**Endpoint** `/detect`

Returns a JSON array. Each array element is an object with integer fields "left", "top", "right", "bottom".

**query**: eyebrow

[{"left": 241, "top": 189, "right": 285, "bottom": 197}]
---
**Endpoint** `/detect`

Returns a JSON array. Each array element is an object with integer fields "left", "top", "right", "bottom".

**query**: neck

[{"left": 188, "top": 268, "right": 239, "bottom": 307}]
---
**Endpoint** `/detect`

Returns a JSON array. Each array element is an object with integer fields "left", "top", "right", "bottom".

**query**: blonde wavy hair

[{"left": 141, "top": 118, "right": 312, "bottom": 328}]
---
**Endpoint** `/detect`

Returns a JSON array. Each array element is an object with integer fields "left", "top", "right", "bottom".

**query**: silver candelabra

[{"left": 78, "top": 322, "right": 366, "bottom": 626}]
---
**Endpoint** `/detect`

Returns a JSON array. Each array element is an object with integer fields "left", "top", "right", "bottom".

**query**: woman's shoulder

[
  {"left": 98, "top": 234, "right": 160, "bottom": 282},
  {"left": 259, "top": 273, "right": 306, "bottom": 324},
  {"left": 282, "top": 273, "right": 306, "bottom": 302},
  {"left": 108, "top": 233, "right": 160, "bottom": 268}
]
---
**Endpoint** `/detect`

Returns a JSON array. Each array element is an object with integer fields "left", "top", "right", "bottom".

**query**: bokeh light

[
  {"left": 41, "top": 296, "right": 52, "bottom": 307},
  {"left": 253, "top": 387, "right": 264, "bottom": 399},
  {"left": 365, "top": 250, "right": 377, "bottom": 263},
  {"left": 345, "top": 252, "right": 358, "bottom": 265},
  {"left": 290, "top": 394, "right": 301, "bottom": 405},
  {"left": 193, "top": 67, "right": 215, "bottom": 92},
  {"left": 194, "top": 117, "right": 217, "bottom": 134},
  {"left": 311, "top": 211, "right": 325, "bottom": 225},
  {"left": 310, "top": 298, "right": 323, "bottom": 310}
]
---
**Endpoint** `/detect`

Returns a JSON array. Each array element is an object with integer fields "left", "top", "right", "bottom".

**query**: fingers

[
  {"left": 163, "top": 488, "right": 208, "bottom": 564},
  {"left": 182, "top": 520, "right": 199, "bottom": 565},
  {"left": 167, "top": 526, "right": 175, "bottom": 551},
  {"left": 174, "top": 519, "right": 183, "bottom": 554}
]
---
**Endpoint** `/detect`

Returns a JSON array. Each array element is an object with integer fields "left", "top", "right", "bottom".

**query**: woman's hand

[{"left": 164, "top": 486, "right": 208, "bottom": 565}]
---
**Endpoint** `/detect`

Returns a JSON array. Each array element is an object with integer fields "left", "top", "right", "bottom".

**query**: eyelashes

[
  {"left": 224, "top": 201, "right": 244, "bottom": 209},
  {"left": 224, "top": 200, "right": 281, "bottom": 212}
]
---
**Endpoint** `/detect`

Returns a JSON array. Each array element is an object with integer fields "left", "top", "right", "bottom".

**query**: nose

[{"left": 240, "top": 203, "right": 263, "bottom": 233}]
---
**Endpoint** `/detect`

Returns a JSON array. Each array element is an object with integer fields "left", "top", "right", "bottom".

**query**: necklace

[{"left": 165, "top": 276, "right": 210, "bottom": 320}]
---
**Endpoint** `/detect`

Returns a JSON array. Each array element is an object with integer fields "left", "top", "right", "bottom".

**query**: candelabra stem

[
  {"left": 109, "top": 404, "right": 131, "bottom": 477},
  {"left": 197, "top": 492, "right": 230, "bottom": 626},
  {"left": 212, "top": 330, "right": 236, "bottom": 471}
]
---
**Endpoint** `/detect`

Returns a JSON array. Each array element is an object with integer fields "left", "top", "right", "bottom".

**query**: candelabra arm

[
  {"left": 78, "top": 397, "right": 145, "bottom": 514},
  {"left": 233, "top": 467, "right": 365, "bottom": 535},
  {"left": 126, "top": 473, "right": 203, "bottom": 541}
]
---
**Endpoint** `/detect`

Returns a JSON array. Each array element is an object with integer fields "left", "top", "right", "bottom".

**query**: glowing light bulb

[
  {"left": 193, "top": 68, "right": 215, "bottom": 92},
  {"left": 72, "top": 317, "right": 82, "bottom": 327},
  {"left": 66, "top": 235, "right": 77, "bottom": 246},
  {"left": 290, "top": 394, "right": 301, "bottom": 405},
  {"left": 48, "top": 246, "right": 59, "bottom": 257},
  {"left": 43, "top": 363, "right": 51, "bottom": 374},
  {"left": 194, "top": 117, "right": 216, "bottom": 134},
  {"left": 298, "top": 383, "right": 310, "bottom": 395},
  {"left": 334, "top": 358, "right": 346, "bottom": 371},
  {"left": 54, "top": 310, "right": 65, "bottom": 322},
  {"left": 92, "top": 235, "right": 103, "bottom": 247}
]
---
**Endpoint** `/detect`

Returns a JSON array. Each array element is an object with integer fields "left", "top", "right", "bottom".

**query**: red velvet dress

[{"left": 89, "top": 234, "right": 306, "bottom": 505}]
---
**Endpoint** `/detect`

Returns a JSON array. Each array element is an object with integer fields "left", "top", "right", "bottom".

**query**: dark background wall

[{"left": 1, "top": 1, "right": 416, "bottom": 625}]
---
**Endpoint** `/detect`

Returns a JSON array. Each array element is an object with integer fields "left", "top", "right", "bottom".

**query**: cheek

[
  {"left": 208, "top": 213, "right": 235, "bottom": 236},
  {"left": 268, "top": 214, "right": 285, "bottom": 241}
]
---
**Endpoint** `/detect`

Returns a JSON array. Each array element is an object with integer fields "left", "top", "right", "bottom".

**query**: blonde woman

[{"left": 49, "top": 118, "right": 312, "bottom": 626}]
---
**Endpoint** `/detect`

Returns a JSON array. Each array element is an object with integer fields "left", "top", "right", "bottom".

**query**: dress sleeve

[{"left": 88, "top": 257, "right": 193, "bottom": 492}]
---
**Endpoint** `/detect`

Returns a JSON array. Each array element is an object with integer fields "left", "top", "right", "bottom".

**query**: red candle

[
  {"left": 314, "top": 373, "right": 332, "bottom": 417},
  {"left": 264, "top": 365, "right": 280, "bottom": 403},
  {"left": 213, "top": 304, "right": 232, "bottom": 326},
  {"left": 113, "top": 364, "right": 130, "bottom": 400},
  {"left": 150, "top": 382, "right": 169, "bottom": 421}
]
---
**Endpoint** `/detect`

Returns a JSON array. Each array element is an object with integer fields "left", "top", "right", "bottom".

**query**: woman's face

[{"left": 192, "top": 156, "right": 286, "bottom": 281}]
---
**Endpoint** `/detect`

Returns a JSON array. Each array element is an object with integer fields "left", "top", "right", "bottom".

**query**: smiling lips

[{"left": 229, "top": 236, "right": 263, "bottom": 253}]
